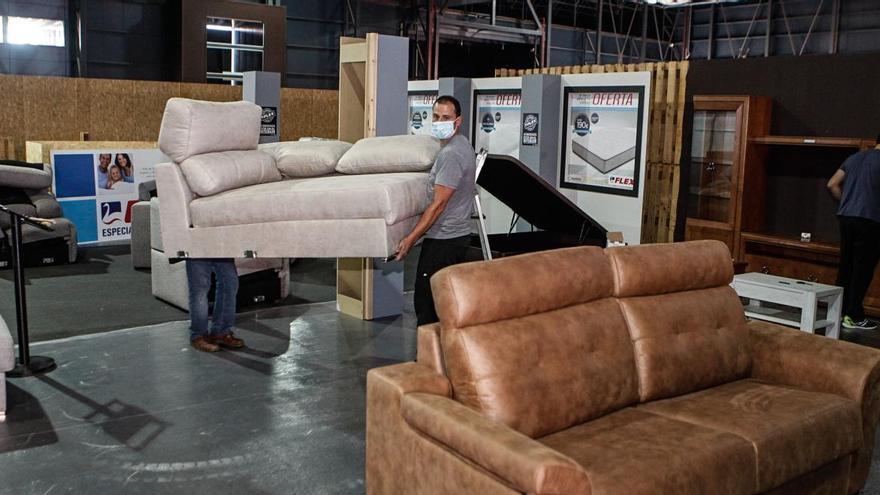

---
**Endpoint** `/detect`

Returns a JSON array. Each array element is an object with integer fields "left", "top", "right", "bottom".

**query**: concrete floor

[
  {"left": 3, "top": 300, "right": 880, "bottom": 494},
  {"left": 0, "top": 301, "right": 417, "bottom": 494}
]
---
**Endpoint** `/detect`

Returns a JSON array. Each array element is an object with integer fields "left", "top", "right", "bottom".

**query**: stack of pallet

[
  {"left": 494, "top": 62, "right": 689, "bottom": 244},
  {"left": 0, "top": 137, "right": 14, "bottom": 160}
]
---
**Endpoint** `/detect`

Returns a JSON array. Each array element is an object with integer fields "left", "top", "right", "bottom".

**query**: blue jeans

[{"left": 186, "top": 259, "right": 238, "bottom": 341}]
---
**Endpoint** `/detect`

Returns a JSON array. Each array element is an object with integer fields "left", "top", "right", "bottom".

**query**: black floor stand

[{"left": 1, "top": 203, "right": 56, "bottom": 377}]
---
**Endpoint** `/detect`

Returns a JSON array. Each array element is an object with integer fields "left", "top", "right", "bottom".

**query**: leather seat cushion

[
  {"left": 189, "top": 172, "right": 429, "bottom": 228},
  {"left": 640, "top": 379, "right": 862, "bottom": 492},
  {"left": 539, "top": 408, "right": 757, "bottom": 495}
]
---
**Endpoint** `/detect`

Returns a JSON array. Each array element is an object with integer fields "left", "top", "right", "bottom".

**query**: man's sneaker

[
  {"left": 843, "top": 316, "right": 878, "bottom": 330},
  {"left": 208, "top": 331, "right": 245, "bottom": 349},
  {"left": 191, "top": 336, "right": 220, "bottom": 352}
]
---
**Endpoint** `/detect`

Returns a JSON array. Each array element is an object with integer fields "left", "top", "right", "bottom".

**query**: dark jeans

[
  {"left": 837, "top": 216, "right": 880, "bottom": 321},
  {"left": 414, "top": 235, "right": 471, "bottom": 326},
  {"left": 186, "top": 258, "right": 239, "bottom": 341}
]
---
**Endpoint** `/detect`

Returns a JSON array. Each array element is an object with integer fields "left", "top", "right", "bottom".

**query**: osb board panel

[
  {"left": 280, "top": 88, "right": 311, "bottom": 141},
  {"left": 0, "top": 75, "right": 339, "bottom": 160},
  {"left": 0, "top": 76, "right": 23, "bottom": 141},
  {"left": 311, "top": 90, "right": 339, "bottom": 139},
  {"left": 24, "top": 76, "right": 79, "bottom": 142},
  {"left": 179, "top": 83, "right": 241, "bottom": 102},
  {"left": 86, "top": 79, "right": 141, "bottom": 141},
  {"left": 130, "top": 80, "right": 182, "bottom": 141}
]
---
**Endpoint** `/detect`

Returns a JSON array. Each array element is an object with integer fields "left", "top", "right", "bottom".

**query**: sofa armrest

[
  {"left": 748, "top": 319, "right": 880, "bottom": 492},
  {"left": 749, "top": 320, "right": 880, "bottom": 405},
  {"left": 402, "top": 393, "right": 590, "bottom": 495},
  {"left": 154, "top": 162, "right": 193, "bottom": 256}
]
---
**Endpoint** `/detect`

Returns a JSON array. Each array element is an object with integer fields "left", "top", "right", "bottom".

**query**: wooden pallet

[
  {"left": 0, "top": 137, "right": 14, "bottom": 160},
  {"left": 494, "top": 61, "right": 689, "bottom": 243}
]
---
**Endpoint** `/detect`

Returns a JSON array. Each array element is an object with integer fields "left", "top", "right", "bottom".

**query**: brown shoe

[
  {"left": 191, "top": 336, "right": 220, "bottom": 353},
  {"left": 208, "top": 332, "right": 245, "bottom": 349}
]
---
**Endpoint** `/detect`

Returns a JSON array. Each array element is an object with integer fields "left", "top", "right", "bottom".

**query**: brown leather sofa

[{"left": 366, "top": 240, "right": 880, "bottom": 495}]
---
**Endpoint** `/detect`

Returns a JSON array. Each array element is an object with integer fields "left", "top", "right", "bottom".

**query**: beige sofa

[
  {"left": 155, "top": 98, "right": 431, "bottom": 259},
  {"left": 367, "top": 240, "right": 880, "bottom": 495}
]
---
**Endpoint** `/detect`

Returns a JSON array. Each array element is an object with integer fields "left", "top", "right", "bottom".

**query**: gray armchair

[{"left": 0, "top": 160, "right": 77, "bottom": 267}]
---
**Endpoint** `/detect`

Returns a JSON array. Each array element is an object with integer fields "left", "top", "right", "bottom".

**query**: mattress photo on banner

[
  {"left": 408, "top": 92, "right": 437, "bottom": 136},
  {"left": 471, "top": 89, "right": 522, "bottom": 235},
  {"left": 560, "top": 86, "right": 645, "bottom": 197},
  {"left": 472, "top": 90, "right": 522, "bottom": 159}
]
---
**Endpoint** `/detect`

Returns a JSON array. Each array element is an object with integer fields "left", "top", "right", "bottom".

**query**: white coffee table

[{"left": 731, "top": 272, "right": 843, "bottom": 339}]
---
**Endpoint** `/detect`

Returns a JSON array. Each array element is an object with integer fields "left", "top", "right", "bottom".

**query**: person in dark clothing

[
  {"left": 395, "top": 95, "right": 476, "bottom": 326},
  {"left": 827, "top": 135, "right": 880, "bottom": 330}
]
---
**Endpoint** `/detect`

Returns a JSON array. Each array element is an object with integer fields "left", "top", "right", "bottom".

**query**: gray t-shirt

[
  {"left": 838, "top": 148, "right": 880, "bottom": 224},
  {"left": 425, "top": 134, "right": 476, "bottom": 239}
]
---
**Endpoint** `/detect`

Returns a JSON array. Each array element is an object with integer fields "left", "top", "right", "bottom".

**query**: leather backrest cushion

[
  {"left": 179, "top": 150, "right": 281, "bottom": 197},
  {"left": 617, "top": 285, "right": 751, "bottom": 402},
  {"left": 159, "top": 98, "right": 261, "bottom": 163},
  {"left": 431, "top": 246, "right": 613, "bottom": 328},
  {"left": 607, "top": 240, "right": 733, "bottom": 297},
  {"left": 442, "top": 298, "right": 638, "bottom": 438},
  {"left": 335, "top": 135, "right": 440, "bottom": 174}
]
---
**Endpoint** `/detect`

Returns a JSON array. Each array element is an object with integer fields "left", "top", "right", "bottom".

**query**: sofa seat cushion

[
  {"left": 539, "top": 408, "right": 757, "bottom": 495},
  {"left": 639, "top": 379, "right": 862, "bottom": 492},
  {"left": 189, "top": 172, "right": 430, "bottom": 228}
]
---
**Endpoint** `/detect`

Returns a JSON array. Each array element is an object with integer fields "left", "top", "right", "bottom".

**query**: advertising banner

[
  {"left": 408, "top": 92, "right": 437, "bottom": 136},
  {"left": 472, "top": 90, "right": 522, "bottom": 159},
  {"left": 52, "top": 148, "right": 166, "bottom": 244},
  {"left": 560, "top": 86, "right": 644, "bottom": 197}
]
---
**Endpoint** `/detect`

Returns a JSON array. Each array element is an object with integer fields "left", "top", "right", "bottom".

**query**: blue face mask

[{"left": 431, "top": 120, "right": 456, "bottom": 140}]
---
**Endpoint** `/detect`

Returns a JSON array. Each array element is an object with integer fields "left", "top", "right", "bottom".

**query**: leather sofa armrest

[
  {"left": 402, "top": 393, "right": 591, "bottom": 495},
  {"left": 749, "top": 320, "right": 880, "bottom": 405},
  {"left": 749, "top": 319, "right": 880, "bottom": 493}
]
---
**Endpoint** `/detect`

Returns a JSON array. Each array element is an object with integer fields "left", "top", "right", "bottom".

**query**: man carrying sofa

[{"left": 395, "top": 95, "right": 477, "bottom": 326}]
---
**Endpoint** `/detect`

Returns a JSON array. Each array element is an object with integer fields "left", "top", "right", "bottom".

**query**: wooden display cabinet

[
  {"left": 684, "top": 96, "right": 771, "bottom": 254},
  {"left": 685, "top": 96, "right": 879, "bottom": 316}
]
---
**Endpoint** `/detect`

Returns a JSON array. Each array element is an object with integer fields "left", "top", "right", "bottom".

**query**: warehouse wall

[
  {"left": 0, "top": 0, "right": 69, "bottom": 77},
  {"left": 78, "top": 0, "right": 178, "bottom": 81}
]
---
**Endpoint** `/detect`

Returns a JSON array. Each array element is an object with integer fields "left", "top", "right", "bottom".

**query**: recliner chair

[{"left": 0, "top": 160, "right": 77, "bottom": 267}]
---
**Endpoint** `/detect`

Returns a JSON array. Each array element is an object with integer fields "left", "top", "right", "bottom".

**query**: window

[
  {"left": 7, "top": 17, "right": 65, "bottom": 47},
  {"left": 206, "top": 17, "right": 264, "bottom": 85}
]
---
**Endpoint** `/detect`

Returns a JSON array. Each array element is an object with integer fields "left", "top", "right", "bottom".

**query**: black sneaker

[{"left": 843, "top": 316, "right": 878, "bottom": 330}]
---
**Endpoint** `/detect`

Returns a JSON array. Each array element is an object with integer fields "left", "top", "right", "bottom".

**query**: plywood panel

[
  {"left": 180, "top": 82, "right": 241, "bottom": 102},
  {"left": 130, "top": 80, "right": 181, "bottom": 141},
  {"left": 24, "top": 76, "right": 79, "bottom": 143}
]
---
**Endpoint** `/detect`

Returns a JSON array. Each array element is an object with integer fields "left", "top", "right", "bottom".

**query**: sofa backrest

[
  {"left": 158, "top": 98, "right": 261, "bottom": 163},
  {"left": 606, "top": 240, "right": 751, "bottom": 403},
  {"left": 158, "top": 98, "right": 282, "bottom": 197},
  {"left": 431, "top": 247, "right": 639, "bottom": 438}
]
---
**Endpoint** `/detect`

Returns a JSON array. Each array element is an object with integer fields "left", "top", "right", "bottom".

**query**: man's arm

[
  {"left": 827, "top": 168, "right": 846, "bottom": 201},
  {"left": 395, "top": 185, "right": 455, "bottom": 261}
]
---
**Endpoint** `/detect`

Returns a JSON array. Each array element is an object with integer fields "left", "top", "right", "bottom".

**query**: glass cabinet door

[{"left": 687, "top": 110, "right": 737, "bottom": 223}]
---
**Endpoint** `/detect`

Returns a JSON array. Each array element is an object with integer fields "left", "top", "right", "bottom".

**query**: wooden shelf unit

[
  {"left": 749, "top": 136, "right": 875, "bottom": 149},
  {"left": 685, "top": 95, "right": 879, "bottom": 316},
  {"left": 684, "top": 95, "right": 771, "bottom": 254}
]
